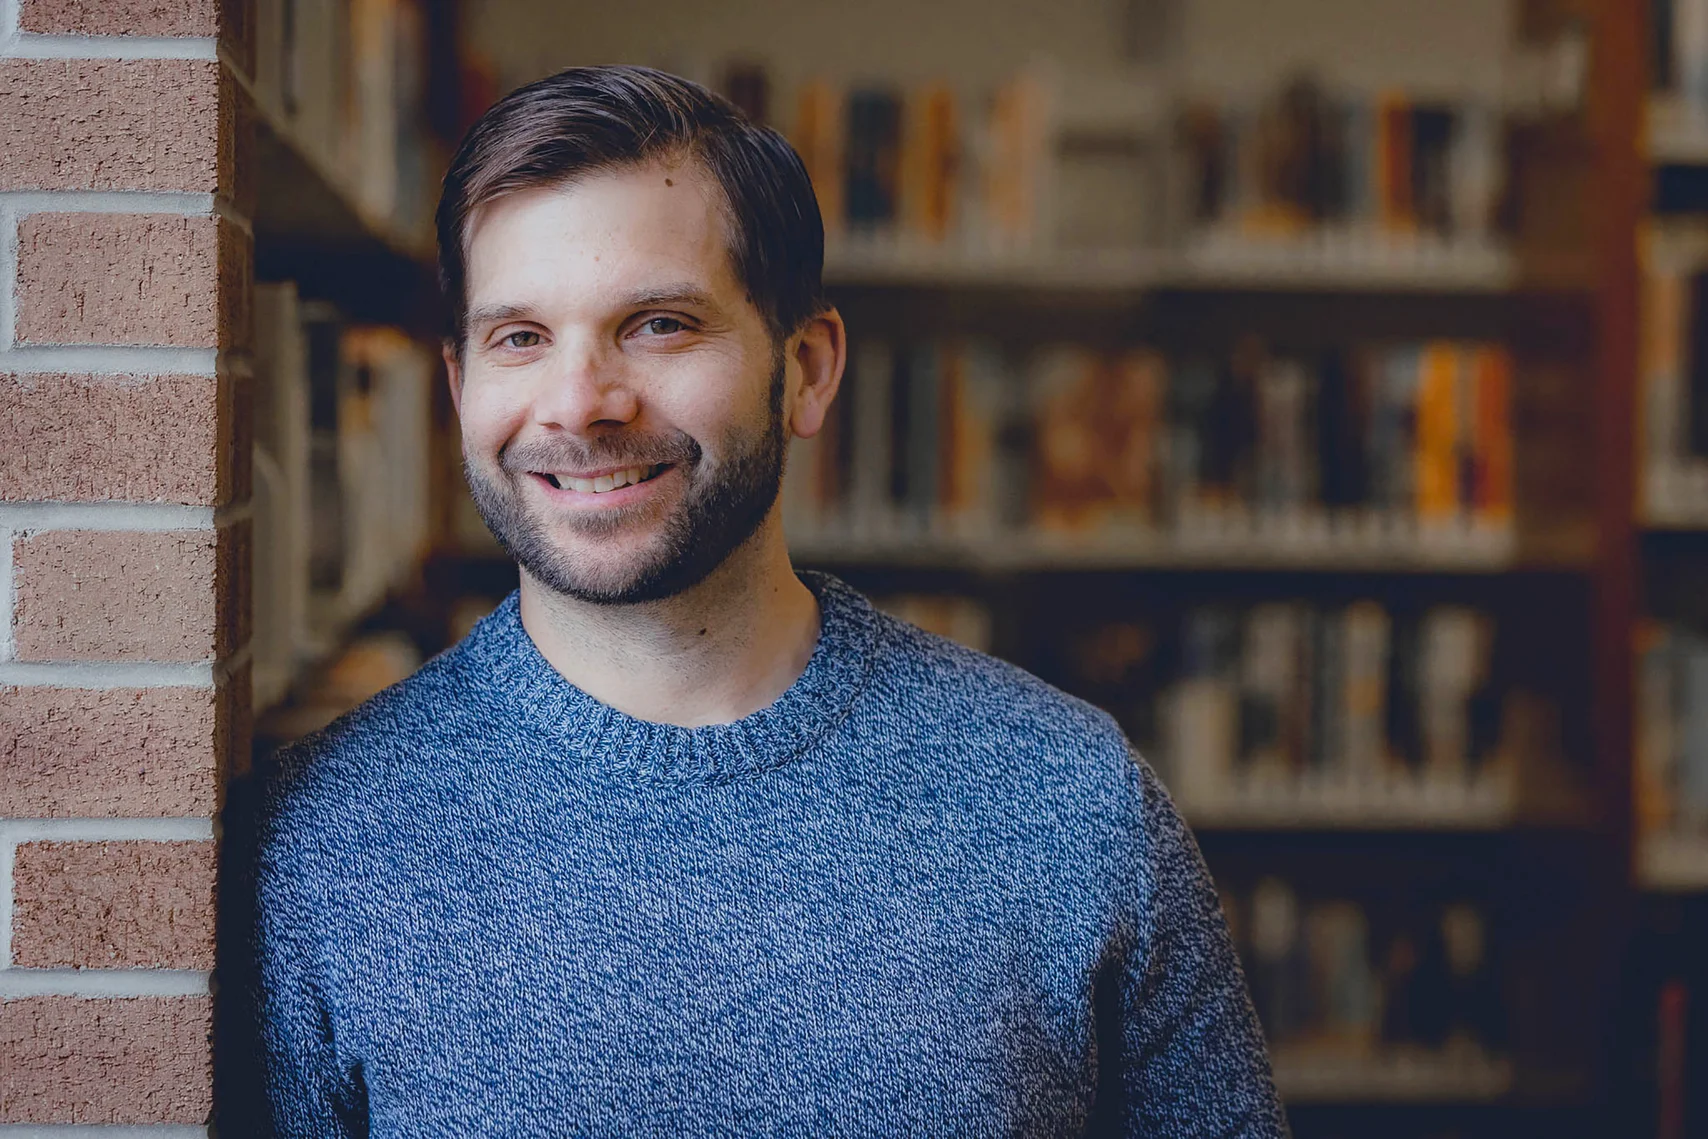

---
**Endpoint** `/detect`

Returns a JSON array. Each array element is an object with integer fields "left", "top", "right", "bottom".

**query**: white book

[{"left": 1678, "top": 0, "right": 1708, "bottom": 113}]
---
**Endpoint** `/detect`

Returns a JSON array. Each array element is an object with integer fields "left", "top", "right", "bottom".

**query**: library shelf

[
  {"left": 788, "top": 524, "right": 1526, "bottom": 574},
  {"left": 823, "top": 238, "right": 1516, "bottom": 294},
  {"left": 1178, "top": 781, "right": 1541, "bottom": 833},
  {"left": 252, "top": 105, "right": 439, "bottom": 331},
  {"left": 1636, "top": 831, "right": 1708, "bottom": 892},
  {"left": 1648, "top": 96, "right": 1708, "bottom": 166},
  {"left": 1171, "top": 235, "right": 1516, "bottom": 294},
  {"left": 1270, "top": 1046, "right": 1515, "bottom": 1105},
  {"left": 823, "top": 243, "right": 1169, "bottom": 290},
  {"left": 1642, "top": 463, "right": 1708, "bottom": 530}
]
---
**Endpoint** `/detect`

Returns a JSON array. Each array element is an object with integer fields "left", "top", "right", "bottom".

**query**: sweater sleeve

[
  {"left": 245, "top": 754, "right": 369, "bottom": 1138},
  {"left": 1112, "top": 750, "right": 1288, "bottom": 1137}
]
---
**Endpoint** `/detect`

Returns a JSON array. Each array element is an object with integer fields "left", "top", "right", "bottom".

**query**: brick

[
  {"left": 0, "top": 685, "right": 227, "bottom": 818},
  {"left": 11, "top": 841, "right": 216, "bottom": 970},
  {"left": 18, "top": 0, "right": 217, "bottom": 36},
  {"left": 11, "top": 524, "right": 250, "bottom": 663},
  {"left": 0, "top": 60, "right": 221, "bottom": 195},
  {"left": 0, "top": 373, "right": 234, "bottom": 505},
  {"left": 0, "top": 996, "right": 211, "bottom": 1124},
  {"left": 15, "top": 214, "right": 254, "bottom": 350}
]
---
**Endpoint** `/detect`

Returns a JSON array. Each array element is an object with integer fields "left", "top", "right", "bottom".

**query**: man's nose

[{"left": 531, "top": 337, "right": 641, "bottom": 431}]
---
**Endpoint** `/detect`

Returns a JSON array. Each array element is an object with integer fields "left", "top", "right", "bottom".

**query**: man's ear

[
  {"left": 787, "top": 308, "right": 846, "bottom": 441},
  {"left": 442, "top": 341, "right": 464, "bottom": 416}
]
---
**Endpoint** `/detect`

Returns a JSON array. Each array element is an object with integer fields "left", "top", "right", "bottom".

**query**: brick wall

[{"left": 0, "top": 0, "right": 252, "bottom": 1132}]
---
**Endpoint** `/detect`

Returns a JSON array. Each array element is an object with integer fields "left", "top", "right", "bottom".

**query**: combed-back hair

[{"left": 436, "top": 64, "right": 827, "bottom": 353}]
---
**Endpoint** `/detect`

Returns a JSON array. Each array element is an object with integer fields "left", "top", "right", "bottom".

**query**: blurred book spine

[
  {"left": 253, "top": 0, "right": 442, "bottom": 242},
  {"left": 1639, "top": 252, "right": 1708, "bottom": 526},
  {"left": 786, "top": 336, "right": 1515, "bottom": 555},
  {"left": 253, "top": 289, "right": 436, "bottom": 713},
  {"left": 1155, "top": 599, "right": 1537, "bottom": 820},
  {"left": 1226, "top": 878, "right": 1507, "bottom": 1077},
  {"left": 1637, "top": 621, "right": 1708, "bottom": 853}
]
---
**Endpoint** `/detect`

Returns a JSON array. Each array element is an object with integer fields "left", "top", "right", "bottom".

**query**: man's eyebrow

[
  {"left": 465, "top": 302, "right": 537, "bottom": 329},
  {"left": 621, "top": 285, "right": 717, "bottom": 311}
]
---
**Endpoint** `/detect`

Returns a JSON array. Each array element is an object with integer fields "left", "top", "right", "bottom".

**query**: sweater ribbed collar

[{"left": 469, "top": 570, "right": 881, "bottom": 787}]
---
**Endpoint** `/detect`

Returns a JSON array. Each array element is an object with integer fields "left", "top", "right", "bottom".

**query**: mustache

[{"left": 499, "top": 431, "right": 701, "bottom": 475}]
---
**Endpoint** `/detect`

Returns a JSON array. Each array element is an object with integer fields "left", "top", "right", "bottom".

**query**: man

[{"left": 249, "top": 65, "right": 1285, "bottom": 1136}]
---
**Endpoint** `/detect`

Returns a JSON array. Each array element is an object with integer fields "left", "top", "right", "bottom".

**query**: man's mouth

[{"left": 537, "top": 463, "right": 669, "bottom": 494}]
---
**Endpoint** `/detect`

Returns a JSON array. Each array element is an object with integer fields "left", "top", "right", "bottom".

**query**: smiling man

[{"left": 248, "top": 66, "right": 1284, "bottom": 1137}]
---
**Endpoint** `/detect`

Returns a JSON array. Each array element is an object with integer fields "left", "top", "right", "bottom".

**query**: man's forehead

[{"left": 463, "top": 160, "right": 743, "bottom": 306}]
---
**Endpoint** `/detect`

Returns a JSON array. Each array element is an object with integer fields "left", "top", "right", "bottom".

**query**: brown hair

[{"left": 436, "top": 65, "right": 827, "bottom": 353}]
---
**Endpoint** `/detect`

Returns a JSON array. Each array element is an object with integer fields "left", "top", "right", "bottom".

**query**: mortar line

[
  {"left": 0, "top": 345, "right": 219, "bottom": 376},
  {"left": 0, "top": 660, "right": 216, "bottom": 688},
  {"left": 0, "top": 201, "right": 16, "bottom": 351},
  {"left": 0, "top": 524, "right": 13, "bottom": 663},
  {"left": 7, "top": 34, "right": 217, "bottom": 61},
  {"left": 0, "top": 834, "right": 12, "bottom": 969},
  {"left": 0, "top": 968, "right": 212, "bottom": 997},
  {"left": 0, "top": 1128, "right": 210, "bottom": 1138},
  {"left": 0, "top": 191, "right": 216, "bottom": 218},
  {"left": 0, "top": 818, "right": 214, "bottom": 841},
  {"left": 0, "top": 0, "right": 18, "bottom": 53},
  {"left": 0, "top": 502, "right": 218, "bottom": 532}
]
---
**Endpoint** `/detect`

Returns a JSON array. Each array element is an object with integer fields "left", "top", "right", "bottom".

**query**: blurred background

[{"left": 243, "top": 0, "right": 1707, "bottom": 1133}]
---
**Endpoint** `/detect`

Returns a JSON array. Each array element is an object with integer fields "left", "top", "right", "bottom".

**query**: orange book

[
  {"left": 794, "top": 80, "right": 845, "bottom": 235},
  {"left": 1110, "top": 349, "right": 1166, "bottom": 524},
  {"left": 1470, "top": 345, "right": 1514, "bottom": 527},
  {"left": 1414, "top": 342, "right": 1460, "bottom": 522},
  {"left": 985, "top": 74, "right": 1047, "bottom": 246},
  {"left": 1375, "top": 93, "right": 1415, "bottom": 234},
  {"left": 902, "top": 85, "right": 958, "bottom": 243}
]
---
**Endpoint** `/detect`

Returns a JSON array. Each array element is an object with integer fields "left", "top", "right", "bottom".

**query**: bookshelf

[
  {"left": 252, "top": 104, "right": 439, "bottom": 333},
  {"left": 1271, "top": 1046, "right": 1515, "bottom": 1105},
  {"left": 822, "top": 237, "right": 1517, "bottom": 293},
  {"left": 790, "top": 525, "right": 1527, "bottom": 573},
  {"left": 247, "top": 0, "right": 456, "bottom": 734},
  {"left": 779, "top": 1, "right": 1630, "bottom": 1127},
  {"left": 238, "top": 0, "right": 1663, "bottom": 1129}
]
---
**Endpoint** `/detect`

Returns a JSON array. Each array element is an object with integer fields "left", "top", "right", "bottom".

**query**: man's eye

[
  {"left": 640, "top": 316, "right": 686, "bottom": 336},
  {"left": 503, "top": 330, "right": 540, "bottom": 349}
]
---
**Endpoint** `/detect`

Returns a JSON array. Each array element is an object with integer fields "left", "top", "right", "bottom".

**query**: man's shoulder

[
  {"left": 260, "top": 641, "right": 486, "bottom": 830},
  {"left": 870, "top": 610, "right": 1137, "bottom": 773}
]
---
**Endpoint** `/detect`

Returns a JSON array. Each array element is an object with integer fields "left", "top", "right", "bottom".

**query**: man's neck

[{"left": 516, "top": 518, "right": 821, "bottom": 728}]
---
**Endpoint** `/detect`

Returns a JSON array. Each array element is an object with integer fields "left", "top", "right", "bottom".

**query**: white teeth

[{"left": 552, "top": 465, "right": 657, "bottom": 494}]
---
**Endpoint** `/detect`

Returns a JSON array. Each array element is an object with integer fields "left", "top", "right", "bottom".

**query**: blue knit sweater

[{"left": 249, "top": 571, "right": 1285, "bottom": 1137}]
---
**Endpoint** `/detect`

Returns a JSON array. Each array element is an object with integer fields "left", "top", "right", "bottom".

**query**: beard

[{"left": 464, "top": 353, "right": 788, "bottom": 605}]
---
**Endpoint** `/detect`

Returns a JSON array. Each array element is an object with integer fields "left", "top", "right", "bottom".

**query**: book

[
  {"left": 793, "top": 80, "right": 846, "bottom": 235},
  {"left": 1414, "top": 341, "right": 1462, "bottom": 525},
  {"left": 1341, "top": 601, "right": 1393, "bottom": 784},
  {"left": 900, "top": 84, "right": 958, "bottom": 244},
  {"left": 845, "top": 87, "right": 903, "bottom": 235},
  {"left": 1374, "top": 92, "right": 1413, "bottom": 234},
  {"left": 1238, "top": 603, "right": 1311, "bottom": 781},
  {"left": 1469, "top": 345, "right": 1516, "bottom": 527}
]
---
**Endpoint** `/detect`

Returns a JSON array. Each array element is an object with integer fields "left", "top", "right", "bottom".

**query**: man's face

[{"left": 451, "top": 159, "right": 789, "bottom": 604}]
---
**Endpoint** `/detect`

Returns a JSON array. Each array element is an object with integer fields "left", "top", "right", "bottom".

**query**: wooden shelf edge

[
  {"left": 824, "top": 238, "right": 1517, "bottom": 293},
  {"left": 1272, "top": 1046, "right": 1514, "bottom": 1104}
]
